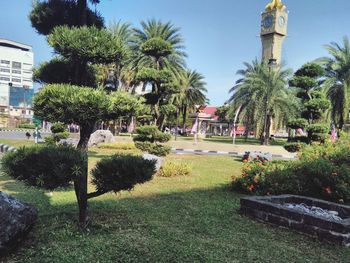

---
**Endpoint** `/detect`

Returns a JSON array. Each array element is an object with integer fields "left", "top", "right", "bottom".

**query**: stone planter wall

[{"left": 240, "top": 195, "right": 350, "bottom": 246}]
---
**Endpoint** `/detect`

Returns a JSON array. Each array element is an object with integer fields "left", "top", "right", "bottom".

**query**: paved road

[
  {"left": 0, "top": 130, "right": 51, "bottom": 140},
  {"left": 0, "top": 131, "right": 295, "bottom": 160}
]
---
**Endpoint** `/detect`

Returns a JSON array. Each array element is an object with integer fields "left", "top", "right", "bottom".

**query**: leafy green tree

[
  {"left": 317, "top": 36, "right": 350, "bottom": 129},
  {"left": 30, "top": 1, "right": 115, "bottom": 88},
  {"left": 2, "top": 146, "right": 155, "bottom": 225},
  {"left": 172, "top": 70, "right": 207, "bottom": 132},
  {"left": 131, "top": 19, "right": 186, "bottom": 127},
  {"left": 33, "top": 84, "right": 143, "bottom": 225},
  {"left": 229, "top": 59, "right": 297, "bottom": 144},
  {"left": 289, "top": 63, "right": 329, "bottom": 124},
  {"left": 133, "top": 125, "right": 171, "bottom": 156},
  {"left": 216, "top": 105, "right": 230, "bottom": 122},
  {"left": 30, "top": 0, "right": 103, "bottom": 35}
]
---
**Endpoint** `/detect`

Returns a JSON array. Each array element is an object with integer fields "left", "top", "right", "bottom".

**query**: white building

[{"left": 0, "top": 39, "right": 34, "bottom": 127}]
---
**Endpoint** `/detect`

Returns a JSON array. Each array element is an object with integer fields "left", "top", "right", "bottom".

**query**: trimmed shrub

[
  {"left": 97, "top": 142, "right": 136, "bottom": 150},
  {"left": 283, "top": 142, "right": 306, "bottom": 153},
  {"left": 232, "top": 140, "right": 350, "bottom": 203},
  {"left": 287, "top": 118, "right": 308, "bottom": 129},
  {"left": 158, "top": 161, "right": 192, "bottom": 177},
  {"left": 307, "top": 124, "right": 329, "bottom": 143},
  {"left": 18, "top": 123, "right": 36, "bottom": 129},
  {"left": 91, "top": 154, "right": 156, "bottom": 194},
  {"left": 50, "top": 122, "right": 66, "bottom": 133},
  {"left": 134, "top": 142, "right": 171, "bottom": 156},
  {"left": 133, "top": 125, "right": 171, "bottom": 157},
  {"left": 1, "top": 145, "right": 86, "bottom": 190},
  {"left": 288, "top": 136, "right": 309, "bottom": 144},
  {"left": 133, "top": 125, "right": 171, "bottom": 143}
]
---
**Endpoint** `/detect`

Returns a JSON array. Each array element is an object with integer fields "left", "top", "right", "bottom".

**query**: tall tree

[
  {"left": 229, "top": 59, "right": 297, "bottom": 143},
  {"left": 317, "top": 36, "right": 350, "bottom": 129},
  {"left": 30, "top": 0, "right": 104, "bottom": 35},
  {"left": 131, "top": 19, "right": 187, "bottom": 127},
  {"left": 172, "top": 70, "right": 207, "bottom": 132},
  {"left": 289, "top": 63, "right": 330, "bottom": 124}
]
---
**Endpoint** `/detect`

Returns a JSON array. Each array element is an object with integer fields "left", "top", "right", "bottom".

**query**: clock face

[
  {"left": 278, "top": 16, "right": 285, "bottom": 27},
  {"left": 262, "top": 15, "right": 274, "bottom": 29}
]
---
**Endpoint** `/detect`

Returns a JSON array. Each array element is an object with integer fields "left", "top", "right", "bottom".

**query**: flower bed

[{"left": 232, "top": 140, "right": 350, "bottom": 203}]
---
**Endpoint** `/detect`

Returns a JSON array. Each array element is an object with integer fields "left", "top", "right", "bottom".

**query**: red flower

[
  {"left": 253, "top": 178, "right": 259, "bottom": 184},
  {"left": 248, "top": 185, "right": 254, "bottom": 191},
  {"left": 325, "top": 187, "right": 332, "bottom": 195},
  {"left": 242, "top": 173, "right": 249, "bottom": 177},
  {"left": 331, "top": 172, "right": 337, "bottom": 177}
]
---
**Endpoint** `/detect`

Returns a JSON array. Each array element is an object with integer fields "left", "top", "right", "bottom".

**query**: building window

[
  {"left": 23, "top": 78, "right": 32, "bottom": 82},
  {"left": 0, "top": 60, "right": 10, "bottom": 65},
  {"left": 0, "top": 76, "right": 10, "bottom": 81},
  {"left": 12, "top": 78, "right": 21, "bottom": 83},
  {"left": 12, "top": 70, "right": 21, "bottom": 74},
  {"left": 23, "top": 70, "right": 32, "bottom": 74},
  {"left": 12, "top": 62, "right": 21, "bottom": 69},
  {"left": 0, "top": 68, "right": 10, "bottom": 73}
]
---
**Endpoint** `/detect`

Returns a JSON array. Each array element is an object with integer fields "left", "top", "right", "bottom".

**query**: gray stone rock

[
  {"left": 243, "top": 151, "right": 272, "bottom": 162},
  {"left": 0, "top": 192, "right": 38, "bottom": 253},
  {"left": 88, "top": 130, "right": 116, "bottom": 147},
  {"left": 142, "top": 154, "right": 164, "bottom": 171}
]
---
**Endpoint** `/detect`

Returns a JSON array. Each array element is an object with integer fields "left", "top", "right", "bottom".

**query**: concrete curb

[
  {"left": 0, "top": 144, "right": 17, "bottom": 153},
  {"left": 0, "top": 129, "right": 35, "bottom": 132},
  {"left": 171, "top": 148, "right": 296, "bottom": 160}
]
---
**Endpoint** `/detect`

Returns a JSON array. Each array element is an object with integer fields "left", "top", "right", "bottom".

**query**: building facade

[
  {"left": 261, "top": 0, "right": 288, "bottom": 64},
  {"left": 0, "top": 39, "right": 34, "bottom": 127}
]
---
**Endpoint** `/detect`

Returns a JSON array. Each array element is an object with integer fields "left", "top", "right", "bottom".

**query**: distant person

[
  {"left": 25, "top": 132, "right": 31, "bottom": 140},
  {"left": 33, "top": 127, "right": 41, "bottom": 144}
]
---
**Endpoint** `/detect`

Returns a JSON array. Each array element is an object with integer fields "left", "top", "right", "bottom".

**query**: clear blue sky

[{"left": 1, "top": 0, "right": 350, "bottom": 105}]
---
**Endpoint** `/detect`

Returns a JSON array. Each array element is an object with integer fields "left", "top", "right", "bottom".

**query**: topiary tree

[
  {"left": 1, "top": 145, "right": 156, "bottom": 223},
  {"left": 133, "top": 125, "right": 171, "bottom": 156},
  {"left": 289, "top": 63, "right": 331, "bottom": 144},
  {"left": 44, "top": 122, "right": 70, "bottom": 144},
  {"left": 306, "top": 124, "right": 329, "bottom": 144},
  {"left": 289, "top": 63, "right": 330, "bottom": 124},
  {"left": 30, "top": 0, "right": 104, "bottom": 35},
  {"left": 33, "top": 84, "right": 144, "bottom": 226}
]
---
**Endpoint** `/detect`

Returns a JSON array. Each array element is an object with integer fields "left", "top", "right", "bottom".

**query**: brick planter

[{"left": 240, "top": 195, "right": 350, "bottom": 246}]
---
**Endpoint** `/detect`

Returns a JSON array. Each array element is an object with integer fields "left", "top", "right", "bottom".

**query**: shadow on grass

[{"left": 2, "top": 176, "right": 350, "bottom": 263}]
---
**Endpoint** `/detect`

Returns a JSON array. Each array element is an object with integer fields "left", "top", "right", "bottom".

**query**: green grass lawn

[
  {"left": 1, "top": 147, "right": 350, "bottom": 262},
  {"left": 0, "top": 139, "right": 35, "bottom": 148}
]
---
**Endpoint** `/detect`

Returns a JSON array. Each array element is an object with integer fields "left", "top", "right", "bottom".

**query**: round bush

[
  {"left": 50, "top": 122, "right": 66, "bottom": 133},
  {"left": 158, "top": 161, "right": 192, "bottom": 177},
  {"left": 91, "top": 154, "right": 156, "bottom": 194},
  {"left": 232, "top": 140, "right": 350, "bottom": 203},
  {"left": 1, "top": 145, "right": 86, "bottom": 190},
  {"left": 284, "top": 142, "right": 306, "bottom": 153}
]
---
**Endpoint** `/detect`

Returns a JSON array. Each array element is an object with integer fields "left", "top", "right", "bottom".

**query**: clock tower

[{"left": 261, "top": 0, "right": 288, "bottom": 65}]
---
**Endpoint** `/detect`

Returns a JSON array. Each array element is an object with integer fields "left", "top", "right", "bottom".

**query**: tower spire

[{"left": 265, "top": 0, "right": 286, "bottom": 12}]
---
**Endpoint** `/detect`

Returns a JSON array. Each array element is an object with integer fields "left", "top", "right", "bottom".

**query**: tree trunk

[
  {"left": 75, "top": 122, "right": 94, "bottom": 228},
  {"left": 182, "top": 105, "right": 187, "bottom": 135}
]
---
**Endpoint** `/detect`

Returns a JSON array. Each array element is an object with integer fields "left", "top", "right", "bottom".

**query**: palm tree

[
  {"left": 131, "top": 19, "right": 186, "bottom": 73},
  {"left": 130, "top": 19, "right": 187, "bottom": 126},
  {"left": 229, "top": 59, "right": 297, "bottom": 144},
  {"left": 172, "top": 70, "right": 207, "bottom": 133},
  {"left": 317, "top": 36, "right": 350, "bottom": 129}
]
